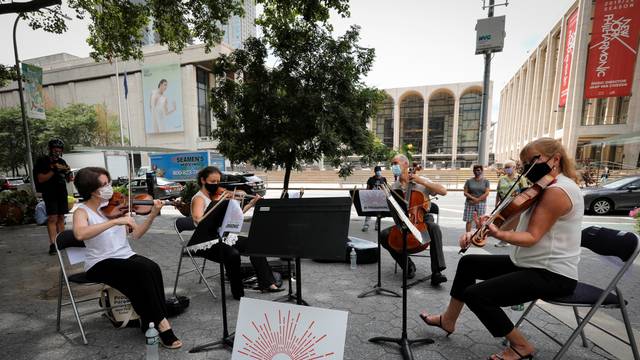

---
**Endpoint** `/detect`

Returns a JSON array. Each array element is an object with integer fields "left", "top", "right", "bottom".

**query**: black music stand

[
  {"left": 188, "top": 200, "right": 235, "bottom": 354},
  {"left": 369, "top": 194, "right": 434, "bottom": 360},
  {"left": 350, "top": 189, "right": 400, "bottom": 299},
  {"left": 245, "top": 197, "right": 351, "bottom": 306}
]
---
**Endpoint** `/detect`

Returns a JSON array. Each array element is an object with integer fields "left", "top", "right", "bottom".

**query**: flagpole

[{"left": 114, "top": 58, "right": 125, "bottom": 146}]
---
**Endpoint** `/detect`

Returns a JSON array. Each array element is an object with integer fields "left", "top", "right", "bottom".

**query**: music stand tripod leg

[
  {"left": 274, "top": 258, "right": 309, "bottom": 306},
  {"left": 369, "top": 228, "right": 433, "bottom": 360},
  {"left": 190, "top": 238, "right": 235, "bottom": 354},
  {"left": 358, "top": 216, "right": 401, "bottom": 298}
]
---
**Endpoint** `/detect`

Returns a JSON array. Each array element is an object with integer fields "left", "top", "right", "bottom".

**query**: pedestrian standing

[
  {"left": 362, "top": 166, "right": 387, "bottom": 232},
  {"left": 463, "top": 165, "right": 490, "bottom": 233},
  {"left": 494, "top": 160, "right": 520, "bottom": 247}
]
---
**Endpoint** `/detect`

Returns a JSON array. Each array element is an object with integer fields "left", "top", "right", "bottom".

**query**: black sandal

[
  {"left": 488, "top": 345, "right": 534, "bottom": 360},
  {"left": 159, "top": 328, "right": 182, "bottom": 349},
  {"left": 418, "top": 312, "right": 452, "bottom": 337}
]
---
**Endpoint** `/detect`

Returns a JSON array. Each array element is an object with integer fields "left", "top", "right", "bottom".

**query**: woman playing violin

[
  {"left": 378, "top": 154, "right": 448, "bottom": 287},
  {"left": 190, "top": 166, "right": 283, "bottom": 300},
  {"left": 419, "top": 138, "right": 582, "bottom": 360},
  {"left": 72, "top": 167, "right": 182, "bottom": 349}
]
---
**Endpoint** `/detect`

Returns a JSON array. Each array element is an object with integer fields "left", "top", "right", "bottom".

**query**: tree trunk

[{"left": 281, "top": 161, "right": 292, "bottom": 198}]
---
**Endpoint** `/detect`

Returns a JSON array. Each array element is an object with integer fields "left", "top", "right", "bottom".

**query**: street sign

[{"left": 476, "top": 15, "right": 506, "bottom": 54}]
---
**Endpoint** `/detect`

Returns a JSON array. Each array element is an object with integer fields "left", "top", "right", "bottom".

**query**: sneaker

[
  {"left": 361, "top": 224, "right": 369, "bottom": 232},
  {"left": 49, "top": 244, "right": 56, "bottom": 255}
]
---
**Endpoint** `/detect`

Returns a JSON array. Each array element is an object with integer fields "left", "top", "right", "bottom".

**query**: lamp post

[{"left": 13, "top": 14, "right": 37, "bottom": 194}]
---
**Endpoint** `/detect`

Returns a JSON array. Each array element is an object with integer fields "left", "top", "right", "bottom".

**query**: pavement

[{"left": 0, "top": 189, "right": 637, "bottom": 360}]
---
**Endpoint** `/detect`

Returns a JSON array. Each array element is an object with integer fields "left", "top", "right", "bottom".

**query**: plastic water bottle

[
  {"left": 145, "top": 322, "right": 159, "bottom": 360},
  {"left": 350, "top": 248, "right": 357, "bottom": 270}
]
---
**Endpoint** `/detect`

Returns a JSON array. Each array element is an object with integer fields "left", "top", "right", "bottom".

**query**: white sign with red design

[{"left": 232, "top": 298, "right": 348, "bottom": 360}]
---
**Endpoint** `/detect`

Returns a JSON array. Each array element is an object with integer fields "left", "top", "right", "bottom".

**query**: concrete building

[
  {"left": 0, "top": 1, "right": 256, "bottom": 158},
  {"left": 495, "top": 0, "right": 640, "bottom": 169},
  {"left": 372, "top": 82, "right": 491, "bottom": 168}
]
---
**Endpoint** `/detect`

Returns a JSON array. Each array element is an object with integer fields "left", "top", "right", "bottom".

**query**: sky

[{"left": 0, "top": 0, "right": 576, "bottom": 123}]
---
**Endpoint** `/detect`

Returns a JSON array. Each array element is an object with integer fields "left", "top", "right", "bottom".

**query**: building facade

[
  {"left": 495, "top": 0, "right": 640, "bottom": 169},
  {"left": 372, "top": 82, "right": 491, "bottom": 168}
]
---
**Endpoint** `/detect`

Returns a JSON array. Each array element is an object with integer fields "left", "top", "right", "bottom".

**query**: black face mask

[
  {"left": 523, "top": 161, "right": 552, "bottom": 183},
  {"left": 204, "top": 183, "right": 219, "bottom": 194}
]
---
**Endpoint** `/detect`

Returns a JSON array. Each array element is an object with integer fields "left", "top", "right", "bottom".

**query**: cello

[{"left": 386, "top": 163, "right": 431, "bottom": 254}]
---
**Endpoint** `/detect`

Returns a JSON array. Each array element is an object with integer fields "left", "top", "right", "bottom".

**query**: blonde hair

[
  {"left": 519, "top": 137, "right": 578, "bottom": 183},
  {"left": 504, "top": 160, "right": 516, "bottom": 168}
]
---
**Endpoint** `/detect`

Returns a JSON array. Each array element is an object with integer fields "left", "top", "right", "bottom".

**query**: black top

[
  {"left": 366, "top": 175, "right": 387, "bottom": 190},
  {"left": 34, "top": 155, "right": 69, "bottom": 194}
]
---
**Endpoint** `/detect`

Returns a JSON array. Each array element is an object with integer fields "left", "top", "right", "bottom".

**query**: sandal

[
  {"left": 488, "top": 345, "right": 534, "bottom": 360},
  {"left": 418, "top": 312, "right": 452, "bottom": 337},
  {"left": 159, "top": 328, "right": 182, "bottom": 349}
]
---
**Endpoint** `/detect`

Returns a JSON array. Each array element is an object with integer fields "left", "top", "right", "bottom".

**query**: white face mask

[{"left": 97, "top": 185, "right": 114, "bottom": 200}]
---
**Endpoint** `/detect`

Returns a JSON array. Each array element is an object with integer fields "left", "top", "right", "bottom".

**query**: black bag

[{"left": 165, "top": 295, "right": 190, "bottom": 318}]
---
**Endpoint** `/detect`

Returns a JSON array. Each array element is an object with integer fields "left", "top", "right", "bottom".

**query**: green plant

[
  {"left": 113, "top": 185, "right": 128, "bottom": 196},
  {"left": 630, "top": 208, "right": 640, "bottom": 234},
  {"left": 0, "top": 190, "right": 37, "bottom": 225}
]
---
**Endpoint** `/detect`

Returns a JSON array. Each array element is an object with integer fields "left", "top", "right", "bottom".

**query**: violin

[
  {"left": 101, "top": 191, "right": 176, "bottom": 219},
  {"left": 459, "top": 172, "right": 557, "bottom": 253},
  {"left": 387, "top": 164, "right": 431, "bottom": 254}
]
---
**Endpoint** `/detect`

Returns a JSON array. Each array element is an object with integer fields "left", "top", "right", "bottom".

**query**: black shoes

[
  {"left": 407, "top": 261, "right": 416, "bottom": 279},
  {"left": 49, "top": 244, "right": 56, "bottom": 255},
  {"left": 431, "top": 272, "right": 447, "bottom": 287}
]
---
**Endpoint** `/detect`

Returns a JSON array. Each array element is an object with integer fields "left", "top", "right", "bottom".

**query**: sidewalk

[{"left": 0, "top": 209, "right": 635, "bottom": 359}]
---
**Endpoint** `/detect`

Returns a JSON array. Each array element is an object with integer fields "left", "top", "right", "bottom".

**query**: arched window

[
  {"left": 457, "top": 89, "right": 482, "bottom": 154},
  {"left": 427, "top": 91, "right": 454, "bottom": 154},
  {"left": 372, "top": 95, "right": 394, "bottom": 147},
  {"left": 399, "top": 94, "right": 424, "bottom": 152}
]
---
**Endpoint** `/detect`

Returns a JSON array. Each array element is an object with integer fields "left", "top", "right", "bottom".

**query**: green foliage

[
  {"left": 0, "top": 190, "right": 37, "bottom": 225},
  {"left": 399, "top": 143, "right": 415, "bottom": 161},
  {"left": 210, "top": 1, "right": 383, "bottom": 192},
  {"left": 359, "top": 134, "right": 396, "bottom": 167},
  {"left": 0, "top": 103, "right": 120, "bottom": 175},
  {"left": 0, "top": 64, "right": 19, "bottom": 88}
]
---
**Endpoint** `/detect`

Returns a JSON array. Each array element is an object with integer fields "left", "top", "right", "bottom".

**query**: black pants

[
  {"left": 86, "top": 254, "right": 167, "bottom": 329},
  {"left": 379, "top": 221, "right": 446, "bottom": 274},
  {"left": 194, "top": 235, "right": 275, "bottom": 299},
  {"left": 450, "top": 255, "right": 577, "bottom": 337}
]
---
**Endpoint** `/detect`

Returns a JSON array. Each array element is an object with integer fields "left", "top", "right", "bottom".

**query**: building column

[
  {"left": 421, "top": 98, "right": 428, "bottom": 166},
  {"left": 393, "top": 97, "right": 400, "bottom": 150},
  {"left": 451, "top": 95, "right": 460, "bottom": 167}
]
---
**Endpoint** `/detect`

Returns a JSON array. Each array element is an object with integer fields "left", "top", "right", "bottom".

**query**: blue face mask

[
  {"left": 375, "top": 171, "right": 382, "bottom": 177},
  {"left": 391, "top": 164, "right": 402, "bottom": 176},
  {"left": 504, "top": 167, "right": 513, "bottom": 175}
]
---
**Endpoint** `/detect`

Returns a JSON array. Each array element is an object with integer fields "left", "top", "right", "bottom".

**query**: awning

[{"left": 584, "top": 131, "right": 640, "bottom": 146}]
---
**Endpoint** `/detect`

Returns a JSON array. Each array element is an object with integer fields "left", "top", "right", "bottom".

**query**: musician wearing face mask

[
  {"left": 190, "top": 166, "right": 283, "bottom": 300},
  {"left": 34, "top": 139, "right": 74, "bottom": 255},
  {"left": 378, "top": 154, "right": 448, "bottom": 287},
  {"left": 419, "top": 138, "right": 582, "bottom": 360},
  {"left": 71, "top": 167, "right": 182, "bottom": 349},
  {"left": 362, "top": 166, "right": 387, "bottom": 232}
]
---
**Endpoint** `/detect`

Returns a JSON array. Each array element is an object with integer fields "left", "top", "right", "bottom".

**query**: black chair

[
  {"left": 171, "top": 217, "right": 217, "bottom": 300},
  {"left": 55, "top": 230, "right": 127, "bottom": 344},
  {"left": 512, "top": 226, "right": 640, "bottom": 360},
  {"left": 394, "top": 202, "right": 439, "bottom": 275}
]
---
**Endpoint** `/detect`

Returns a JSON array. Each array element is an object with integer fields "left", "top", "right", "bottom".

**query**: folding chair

[
  {"left": 171, "top": 217, "right": 217, "bottom": 300},
  {"left": 394, "top": 202, "right": 439, "bottom": 275},
  {"left": 511, "top": 226, "right": 640, "bottom": 360},
  {"left": 55, "top": 230, "right": 127, "bottom": 345}
]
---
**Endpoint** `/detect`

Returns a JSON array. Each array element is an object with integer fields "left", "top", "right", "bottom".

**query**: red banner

[
  {"left": 584, "top": 0, "right": 640, "bottom": 98},
  {"left": 559, "top": 8, "right": 579, "bottom": 107}
]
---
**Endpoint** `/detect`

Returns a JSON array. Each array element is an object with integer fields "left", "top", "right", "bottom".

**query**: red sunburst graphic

[{"left": 237, "top": 309, "right": 335, "bottom": 360}]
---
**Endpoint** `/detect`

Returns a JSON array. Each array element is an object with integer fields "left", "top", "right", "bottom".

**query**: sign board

[
  {"left": 232, "top": 298, "right": 348, "bottom": 359},
  {"left": 149, "top": 151, "right": 225, "bottom": 181},
  {"left": 559, "top": 8, "right": 579, "bottom": 107},
  {"left": 21, "top": 63, "right": 46, "bottom": 120},
  {"left": 475, "top": 15, "right": 506, "bottom": 54}
]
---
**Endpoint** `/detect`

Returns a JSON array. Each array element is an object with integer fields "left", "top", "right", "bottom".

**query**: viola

[
  {"left": 460, "top": 173, "right": 557, "bottom": 253},
  {"left": 387, "top": 165, "right": 431, "bottom": 254},
  {"left": 101, "top": 191, "right": 176, "bottom": 219}
]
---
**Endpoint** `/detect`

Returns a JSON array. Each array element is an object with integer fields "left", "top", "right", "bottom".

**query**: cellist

[
  {"left": 378, "top": 154, "right": 448, "bottom": 287},
  {"left": 419, "top": 138, "right": 582, "bottom": 360}
]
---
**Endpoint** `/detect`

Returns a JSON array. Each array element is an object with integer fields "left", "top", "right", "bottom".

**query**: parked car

[
  {"left": 582, "top": 175, "right": 640, "bottom": 215},
  {"left": 130, "top": 177, "right": 183, "bottom": 200},
  {"left": 222, "top": 171, "right": 266, "bottom": 197},
  {"left": 0, "top": 177, "right": 25, "bottom": 191}
]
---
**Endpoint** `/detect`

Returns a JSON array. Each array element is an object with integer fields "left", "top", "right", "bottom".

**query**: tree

[{"left": 210, "top": 0, "right": 384, "bottom": 194}]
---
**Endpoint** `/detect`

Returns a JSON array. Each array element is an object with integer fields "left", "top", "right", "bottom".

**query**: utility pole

[{"left": 477, "top": 0, "right": 495, "bottom": 167}]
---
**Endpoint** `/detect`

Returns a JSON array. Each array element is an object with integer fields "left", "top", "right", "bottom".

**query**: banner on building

[
  {"left": 21, "top": 63, "right": 46, "bottom": 119},
  {"left": 584, "top": 0, "right": 640, "bottom": 98},
  {"left": 559, "top": 8, "right": 579, "bottom": 107},
  {"left": 142, "top": 63, "right": 183, "bottom": 134}
]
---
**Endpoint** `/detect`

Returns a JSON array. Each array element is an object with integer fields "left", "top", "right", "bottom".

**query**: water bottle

[
  {"left": 145, "top": 322, "right": 159, "bottom": 360},
  {"left": 350, "top": 248, "right": 357, "bottom": 270}
]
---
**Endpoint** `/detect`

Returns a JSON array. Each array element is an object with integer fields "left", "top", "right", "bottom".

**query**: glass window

[
  {"left": 372, "top": 96, "right": 394, "bottom": 148},
  {"left": 400, "top": 94, "right": 424, "bottom": 152},
  {"left": 595, "top": 98, "right": 607, "bottom": 125},
  {"left": 615, "top": 96, "right": 630, "bottom": 124},
  {"left": 428, "top": 92, "right": 454, "bottom": 154},
  {"left": 196, "top": 68, "right": 211, "bottom": 137},
  {"left": 457, "top": 90, "right": 482, "bottom": 155}
]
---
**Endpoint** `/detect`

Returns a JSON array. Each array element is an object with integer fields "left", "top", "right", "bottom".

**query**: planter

[{"left": 0, "top": 203, "right": 24, "bottom": 225}]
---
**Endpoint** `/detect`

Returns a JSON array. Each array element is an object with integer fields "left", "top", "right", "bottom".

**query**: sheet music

[
  {"left": 358, "top": 190, "right": 389, "bottom": 212},
  {"left": 288, "top": 190, "right": 302, "bottom": 199},
  {"left": 219, "top": 199, "right": 244, "bottom": 237},
  {"left": 386, "top": 194, "right": 424, "bottom": 244}
]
